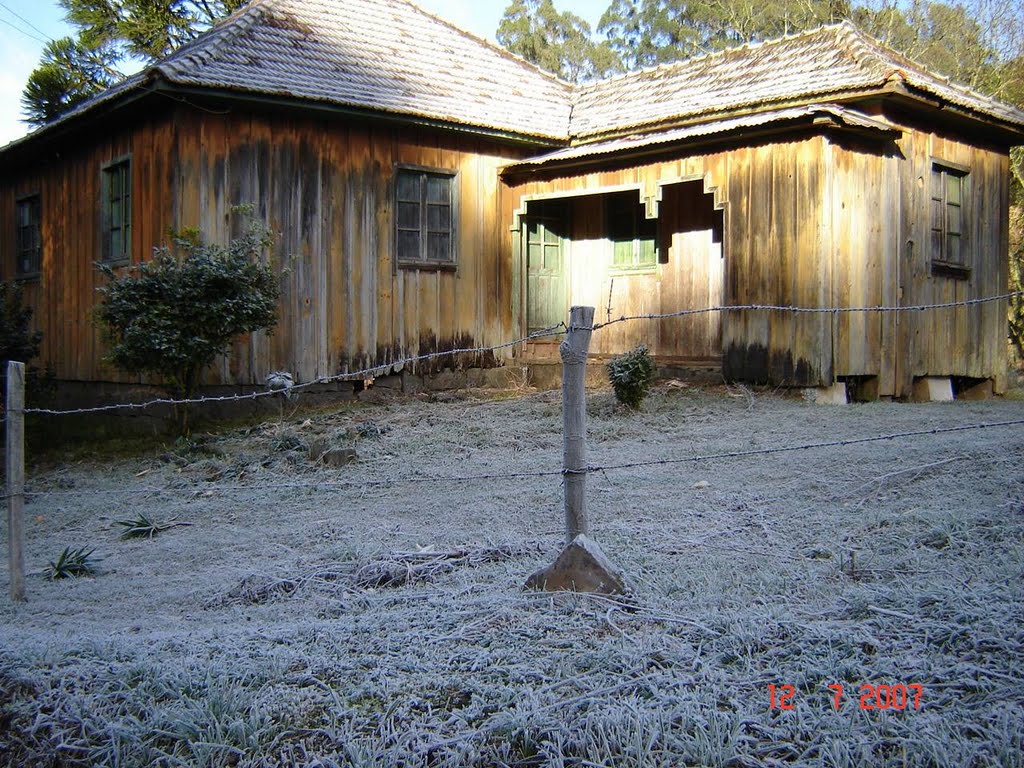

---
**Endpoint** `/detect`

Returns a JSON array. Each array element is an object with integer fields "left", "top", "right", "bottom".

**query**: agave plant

[
  {"left": 44, "top": 547, "right": 98, "bottom": 580},
  {"left": 116, "top": 513, "right": 192, "bottom": 540}
]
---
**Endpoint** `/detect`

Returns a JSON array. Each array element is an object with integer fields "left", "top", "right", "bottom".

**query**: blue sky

[{"left": 0, "top": 0, "right": 608, "bottom": 147}]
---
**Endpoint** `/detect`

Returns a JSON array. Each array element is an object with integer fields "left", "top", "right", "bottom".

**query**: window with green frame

[
  {"left": 930, "top": 161, "right": 969, "bottom": 279},
  {"left": 607, "top": 191, "right": 657, "bottom": 271},
  {"left": 101, "top": 158, "right": 132, "bottom": 263},
  {"left": 15, "top": 194, "right": 41, "bottom": 278}
]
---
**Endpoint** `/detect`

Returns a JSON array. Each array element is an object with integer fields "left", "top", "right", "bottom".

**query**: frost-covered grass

[{"left": 2, "top": 384, "right": 1024, "bottom": 767}]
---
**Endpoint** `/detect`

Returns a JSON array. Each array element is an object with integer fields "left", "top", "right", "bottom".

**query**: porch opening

[{"left": 518, "top": 180, "right": 723, "bottom": 370}]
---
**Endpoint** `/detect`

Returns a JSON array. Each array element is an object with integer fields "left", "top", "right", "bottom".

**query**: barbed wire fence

[{"left": 4, "top": 291, "right": 1024, "bottom": 600}]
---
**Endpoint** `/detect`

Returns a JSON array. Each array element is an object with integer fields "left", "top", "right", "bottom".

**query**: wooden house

[{"left": 2, "top": 0, "right": 1023, "bottom": 399}]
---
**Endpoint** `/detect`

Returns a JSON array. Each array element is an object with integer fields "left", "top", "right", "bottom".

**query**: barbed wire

[
  {"left": 13, "top": 288, "right": 1024, "bottom": 418},
  {"left": 16, "top": 417, "right": 1023, "bottom": 502},
  {"left": 591, "top": 291, "right": 1024, "bottom": 330},
  {"left": 571, "top": 417, "right": 1024, "bottom": 474},
  {"left": 22, "top": 323, "right": 568, "bottom": 418}
]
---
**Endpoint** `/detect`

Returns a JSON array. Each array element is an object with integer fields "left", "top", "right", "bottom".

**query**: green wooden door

[{"left": 525, "top": 216, "right": 567, "bottom": 334}]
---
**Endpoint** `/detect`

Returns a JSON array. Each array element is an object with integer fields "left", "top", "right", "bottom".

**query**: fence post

[
  {"left": 561, "top": 306, "right": 595, "bottom": 545},
  {"left": 6, "top": 360, "right": 25, "bottom": 602}
]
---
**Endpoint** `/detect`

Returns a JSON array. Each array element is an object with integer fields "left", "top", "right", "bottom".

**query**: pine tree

[{"left": 21, "top": 0, "right": 245, "bottom": 127}]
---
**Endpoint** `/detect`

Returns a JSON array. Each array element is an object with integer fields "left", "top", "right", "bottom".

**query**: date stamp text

[{"left": 768, "top": 683, "right": 923, "bottom": 711}]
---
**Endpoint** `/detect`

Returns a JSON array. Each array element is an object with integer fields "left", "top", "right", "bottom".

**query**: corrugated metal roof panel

[{"left": 504, "top": 105, "right": 900, "bottom": 172}]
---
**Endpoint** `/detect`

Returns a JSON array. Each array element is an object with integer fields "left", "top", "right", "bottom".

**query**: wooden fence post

[
  {"left": 6, "top": 360, "right": 25, "bottom": 602},
  {"left": 561, "top": 306, "right": 595, "bottom": 545}
]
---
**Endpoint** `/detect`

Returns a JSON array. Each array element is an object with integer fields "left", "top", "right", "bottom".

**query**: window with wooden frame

[
  {"left": 101, "top": 157, "right": 132, "bottom": 263},
  {"left": 606, "top": 191, "right": 657, "bottom": 272},
  {"left": 15, "top": 194, "right": 41, "bottom": 278},
  {"left": 395, "top": 167, "right": 456, "bottom": 269},
  {"left": 930, "top": 161, "right": 969, "bottom": 279}
]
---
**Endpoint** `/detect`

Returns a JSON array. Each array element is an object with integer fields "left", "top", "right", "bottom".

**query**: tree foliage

[
  {"left": 597, "top": 0, "right": 849, "bottom": 70},
  {"left": 1011, "top": 208, "right": 1024, "bottom": 363},
  {"left": 498, "top": 0, "right": 618, "bottom": 81},
  {"left": 62, "top": 0, "right": 245, "bottom": 60},
  {"left": 96, "top": 218, "right": 280, "bottom": 425},
  {"left": 21, "top": 36, "right": 119, "bottom": 126},
  {"left": 22, "top": 0, "right": 244, "bottom": 127}
]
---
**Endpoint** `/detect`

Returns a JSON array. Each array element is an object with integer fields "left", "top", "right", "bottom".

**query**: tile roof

[
  {"left": 569, "top": 21, "right": 1024, "bottom": 139},
  {"left": 150, "top": 0, "right": 572, "bottom": 140},
  {"left": 4, "top": 9, "right": 1023, "bottom": 154}
]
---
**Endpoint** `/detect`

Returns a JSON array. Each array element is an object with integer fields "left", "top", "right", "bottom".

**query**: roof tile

[
  {"left": 6, "top": 8, "right": 1023, "bottom": 154},
  {"left": 154, "top": 0, "right": 572, "bottom": 140},
  {"left": 570, "top": 21, "right": 1024, "bottom": 138}
]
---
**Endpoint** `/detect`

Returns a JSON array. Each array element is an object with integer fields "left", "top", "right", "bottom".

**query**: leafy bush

[
  {"left": 0, "top": 281, "right": 43, "bottom": 366},
  {"left": 96, "top": 216, "right": 280, "bottom": 431},
  {"left": 607, "top": 345, "right": 656, "bottom": 408}
]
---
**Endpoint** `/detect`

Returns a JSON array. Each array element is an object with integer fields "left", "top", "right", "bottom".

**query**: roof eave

[
  {"left": 0, "top": 74, "right": 159, "bottom": 163},
  {"left": 569, "top": 83, "right": 1024, "bottom": 147},
  {"left": 503, "top": 109, "right": 901, "bottom": 178},
  {"left": 0, "top": 78, "right": 569, "bottom": 165},
  {"left": 879, "top": 80, "right": 1024, "bottom": 144},
  {"left": 148, "top": 81, "right": 569, "bottom": 147}
]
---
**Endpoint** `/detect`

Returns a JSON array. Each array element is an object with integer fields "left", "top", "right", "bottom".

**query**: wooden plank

[
  {"left": 371, "top": 124, "right": 395, "bottom": 368},
  {"left": 6, "top": 361, "right": 25, "bottom": 601}
]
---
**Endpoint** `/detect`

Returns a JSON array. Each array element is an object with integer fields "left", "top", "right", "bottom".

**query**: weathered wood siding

[
  {"left": 0, "top": 106, "right": 527, "bottom": 386},
  {"left": 504, "top": 124, "right": 1010, "bottom": 393},
  {"left": 895, "top": 126, "right": 1008, "bottom": 394},
  {"left": 720, "top": 137, "right": 831, "bottom": 384},
  {"left": 827, "top": 124, "right": 1010, "bottom": 395},
  {"left": 504, "top": 156, "right": 731, "bottom": 363},
  {"left": 504, "top": 135, "right": 831, "bottom": 380}
]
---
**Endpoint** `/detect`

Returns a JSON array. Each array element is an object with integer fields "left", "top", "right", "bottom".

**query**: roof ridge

[
  {"left": 155, "top": 0, "right": 274, "bottom": 78},
  {"left": 577, "top": 21, "right": 854, "bottom": 94},
  {"left": 391, "top": 0, "right": 573, "bottom": 92},
  {"left": 830, "top": 19, "right": 1024, "bottom": 120}
]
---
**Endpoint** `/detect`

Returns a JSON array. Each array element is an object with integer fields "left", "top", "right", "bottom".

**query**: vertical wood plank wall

[
  {"left": 0, "top": 107, "right": 527, "bottom": 386},
  {"left": 0, "top": 109, "right": 1011, "bottom": 395},
  {"left": 829, "top": 125, "right": 1010, "bottom": 395},
  {"left": 504, "top": 136, "right": 832, "bottom": 381},
  {"left": 504, "top": 126, "right": 1010, "bottom": 393}
]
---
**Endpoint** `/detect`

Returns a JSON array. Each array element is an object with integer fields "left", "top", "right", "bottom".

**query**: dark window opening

[
  {"left": 395, "top": 168, "right": 456, "bottom": 268},
  {"left": 15, "top": 195, "right": 41, "bottom": 278},
  {"left": 102, "top": 158, "right": 132, "bottom": 263},
  {"left": 930, "top": 162, "right": 969, "bottom": 279}
]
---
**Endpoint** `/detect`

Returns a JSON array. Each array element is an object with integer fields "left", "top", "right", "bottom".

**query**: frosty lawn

[{"left": 2, "top": 384, "right": 1023, "bottom": 767}]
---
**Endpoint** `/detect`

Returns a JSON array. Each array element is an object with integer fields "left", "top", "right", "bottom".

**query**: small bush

[
  {"left": 607, "top": 345, "right": 656, "bottom": 409},
  {"left": 0, "top": 281, "right": 43, "bottom": 366},
  {"left": 95, "top": 213, "right": 280, "bottom": 433},
  {"left": 116, "top": 513, "right": 192, "bottom": 540}
]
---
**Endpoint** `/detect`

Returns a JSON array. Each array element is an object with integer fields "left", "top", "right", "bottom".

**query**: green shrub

[
  {"left": 0, "top": 281, "right": 43, "bottom": 366},
  {"left": 96, "top": 215, "right": 280, "bottom": 432},
  {"left": 607, "top": 345, "right": 656, "bottom": 408}
]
